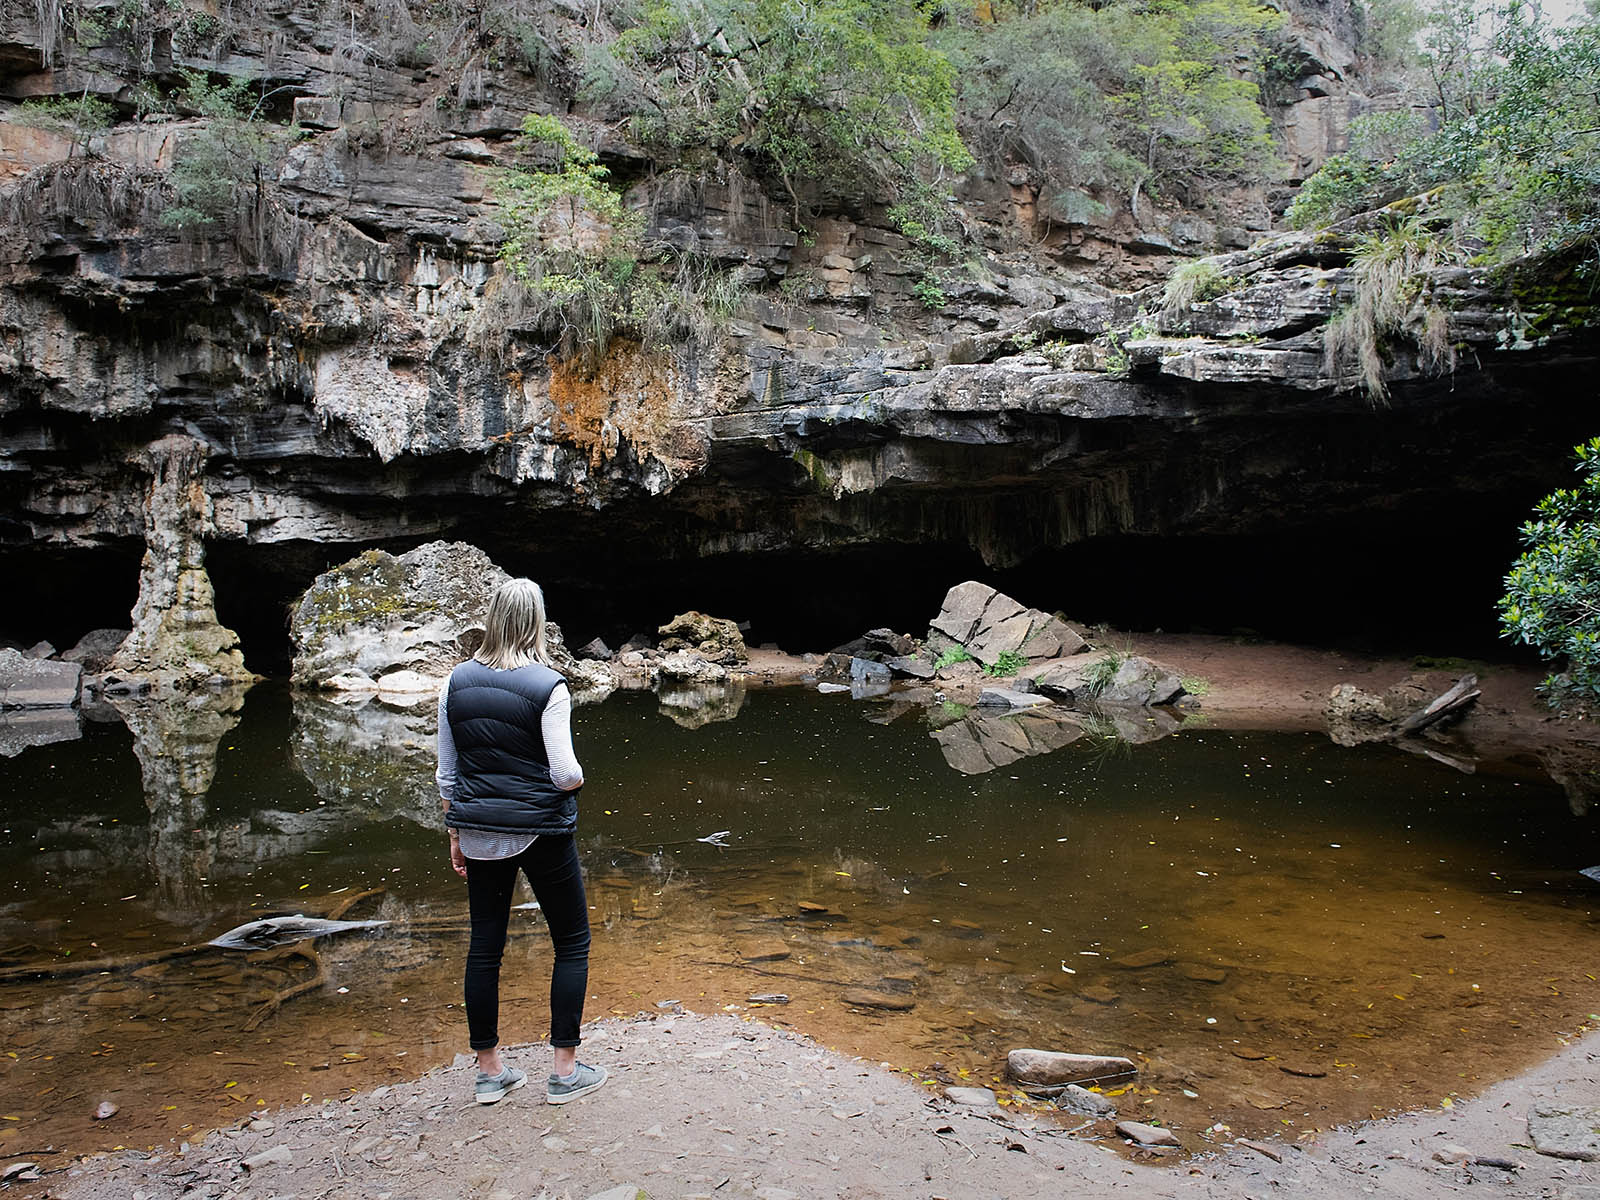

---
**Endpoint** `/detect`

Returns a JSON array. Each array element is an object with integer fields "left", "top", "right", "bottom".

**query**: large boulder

[
  {"left": 290, "top": 542, "right": 613, "bottom": 696},
  {"left": 60, "top": 629, "right": 129, "bottom": 674},
  {"left": 291, "top": 542, "right": 511, "bottom": 689},
  {"left": 928, "top": 582, "right": 1086, "bottom": 667},
  {"left": 657, "top": 612, "right": 748, "bottom": 666},
  {"left": 1032, "top": 654, "right": 1184, "bottom": 708},
  {"left": 0, "top": 649, "right": 83, "bottom": 709}
]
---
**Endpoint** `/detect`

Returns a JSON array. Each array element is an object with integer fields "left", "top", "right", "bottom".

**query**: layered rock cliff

[{"left": 1, "top": 0, "right": 1595, "bottom": 663}]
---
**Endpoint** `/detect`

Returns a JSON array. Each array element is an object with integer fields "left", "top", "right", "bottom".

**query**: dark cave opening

[{"left": 1, "top": 490, "right": 1544, "bottom": 676}]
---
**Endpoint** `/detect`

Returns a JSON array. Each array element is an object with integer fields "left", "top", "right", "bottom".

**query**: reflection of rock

[
  {"left": 933, "top": 709, "right": 1089, "bottom": 775},
  {"left": 108, "top": 435, "right": 254, "bottom": 690},
  {"left": 0, "top": 708, "right": 82, "bottom": 757},
  {"left": 656, "top": 611, "right": 748, "bottom": 666},
  {"left": 289, "top": 693, "right": 442, "bottom": 827},
  {"left": 109, "top": 687, "right": 249, "bottom": 919},
  {"left": 0, "top": 648, "right": 82, "bottom": 708},
  {"left": 928, "top": 581, "right": 1087, "bottom": 668},
  {"left": 1097, "top": 706, "right": 1184, "bottom": 744},
  {"left": 1537, "top": 746, "right": 1600, "bottom": 816},
  {"left": 658, "top": 680, "right": 748, "bottom": 728}
]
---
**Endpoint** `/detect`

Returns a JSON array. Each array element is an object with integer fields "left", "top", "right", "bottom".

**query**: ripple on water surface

[{"left": 0, "top": 683, "right": 1597, "bottom": 1157}]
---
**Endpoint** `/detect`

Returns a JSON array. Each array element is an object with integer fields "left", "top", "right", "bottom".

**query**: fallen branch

[
  {"left": 0, "top": 943, "right": 211, "bottom": 984},
  {"left": 242, "top": 946, "right": 326, "bottom": 1033}
]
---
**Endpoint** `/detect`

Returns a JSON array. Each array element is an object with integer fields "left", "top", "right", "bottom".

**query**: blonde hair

[{"left": 474, "top": 578, "right": 550, "bottom": 670}]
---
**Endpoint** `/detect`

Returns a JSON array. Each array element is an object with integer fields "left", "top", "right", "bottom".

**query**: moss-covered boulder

[{"left": 290, "top": 542, "right": 511, "bottom": 689}]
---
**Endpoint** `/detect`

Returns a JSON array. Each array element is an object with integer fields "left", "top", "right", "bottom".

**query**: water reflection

[
  {"left": 0, "top": 682, "right": 1598, "bottom": 1163},
  {"left": 0, "top": 708, "right": 81, "bottom": 758},
  {"left": 658, "top": 679, "right": 747, "bottom": 728}
]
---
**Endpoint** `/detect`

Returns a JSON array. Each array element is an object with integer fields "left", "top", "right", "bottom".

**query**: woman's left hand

[{"left": 449, "top": 836, "right": 467, "bottom": 879}]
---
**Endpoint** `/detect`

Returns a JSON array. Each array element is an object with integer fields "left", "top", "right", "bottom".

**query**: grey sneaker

[
  {"left": 546, "top": 1061, "right": 608, "bottom": 1104},
  {"left": 474, "top": 1065, "right": 526, "bottom": 1105}
]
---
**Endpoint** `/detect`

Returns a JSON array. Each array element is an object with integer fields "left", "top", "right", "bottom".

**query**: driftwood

[
  {"left": 1394, "top": 674, "right": 1480, "bottom": 736},
  {"left": 0, "top": 888, "right": 389, "bottom": 986}
]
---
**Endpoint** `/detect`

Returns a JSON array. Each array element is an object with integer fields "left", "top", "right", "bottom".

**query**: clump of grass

[
  {"left": 1081, "top": 649, "right": 1127, "bottom": 698},
  {"left": 983, "top": 650, "right": 1028, "bottom": 677},
  {"left": 1324, "top": 217, "right": 1457, "bottom": 404},
  {"left": 1161, "top": 259, "right": 1236, "bottom": 321},
  {"left": 935, "top": 645, "right": 973, "bottom": 669},
  {"left": 1180, "top": 675, "right": 1212, "bottom": 697}
]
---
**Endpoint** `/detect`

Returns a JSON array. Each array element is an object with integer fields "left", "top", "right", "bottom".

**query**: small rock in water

[
  {"left": 797, "top": 901, "right": 828, "bottom": 913},
  {"left": 94, "top": 1101, "right": 118, "bottom": 1120},
  {"left": 817, "top": 682, "right": 851, "bottom": 694},
  {"left": 1182, "top": 964, "right": 1227, "bottom": 984},
  {"left": 737, "top": 940, "right": 791, "bottom": 963},
  {"left": 1116, "top": 1119, "right": 1179, "bottom": 1147},
  {"left": 1007, "top": 1049, "right": 1137, "bottom": 1085},
  {"left": 1080, "top": 986, "right": 1120, "bottom": 1005},
  {"left": 1278, "top": 1062, "right": 1327, "bottom": 1078},
  {"left": 1230, "top": 1047, "right": 1269, "bottom": 1061},
  {"left": 1111, "top": 948, "right": 1172, "bottom": 969},
  {"left": 1058, "top": 1085, "right": 1115, "bottom": 1117},
  {"left": 945, "top": 1086, "right": 997, "bottom": 1107},
  {"left": 841, "top": 989, "right": 914, "bottom": 1011}
]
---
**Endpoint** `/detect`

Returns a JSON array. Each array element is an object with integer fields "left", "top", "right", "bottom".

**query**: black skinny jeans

[{"left": 463, "top": 832, "right": 590, "bottom": 1051}]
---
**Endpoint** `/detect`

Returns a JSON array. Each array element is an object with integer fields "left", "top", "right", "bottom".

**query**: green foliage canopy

[
  {"left": 1500, "top": 438, "right": 1600, "bottom": 709},
  {"left": 1288, "top": 2, "right": 1600, "bottom": 263}
]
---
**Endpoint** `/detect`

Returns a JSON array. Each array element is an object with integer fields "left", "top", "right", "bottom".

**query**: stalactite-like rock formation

[{"left": 107, "top": 435, "right": 255, "bottom": 689}]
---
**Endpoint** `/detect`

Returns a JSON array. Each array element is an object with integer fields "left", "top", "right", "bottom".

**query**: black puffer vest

[{"left": 443, "top": 659, "right": 577, "bottom": 836}]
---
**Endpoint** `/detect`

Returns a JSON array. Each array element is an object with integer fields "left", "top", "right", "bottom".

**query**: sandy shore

[{"left": 48, "top": 1009, "right": 1600, "bottom": 1199}]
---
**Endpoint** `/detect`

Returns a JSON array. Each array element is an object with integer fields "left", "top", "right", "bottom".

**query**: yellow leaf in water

[
  {"left": 298, "top": 884, "right": 310, "bottom": 891},
  {"left": 1105, "top": 1088, "right": 1128, "bottom": 1097},
  {"left": 1393, "top": 994, "right": 1407, "bottom": 1001},
  {"left": 1441, "top": 1098, "right": 1453, "bottom": 1108},
  {"left": 834, "top": 871, "right": 851, "bottom": 877},
  {"left": 162, "top": 1106, "right": 177, "bottom": 1112},
  {"left": 224, "top": 1082, "right": 237, "bottom": 1088}
]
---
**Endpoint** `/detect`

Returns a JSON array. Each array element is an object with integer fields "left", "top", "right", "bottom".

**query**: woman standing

[{"left": 435, "top": 577, "right": 608, "bottom": 1105}]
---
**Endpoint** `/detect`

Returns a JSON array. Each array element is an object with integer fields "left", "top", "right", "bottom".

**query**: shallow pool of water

[{"left": 2, "top": 683, "right": 1598, "bottom": 1158}]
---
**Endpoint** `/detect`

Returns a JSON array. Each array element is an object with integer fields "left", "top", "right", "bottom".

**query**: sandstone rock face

[
  {"left": 290, "top": 542, "right": 510, "bottom": 690},
  {"left": 929, "top": 583, "right": 1087, "bottom": 668},
  {"left": 657, "top": 613, "right": 748, "bottom": 666},
  {"left": 0, "top": 649, "right": 82, "bottom": 708},
  {"left": 658, "top": 649, "right": 731, "bottom": 685},
  {"left": 60, "top": 629, "right": 129, "bottom": 674}
]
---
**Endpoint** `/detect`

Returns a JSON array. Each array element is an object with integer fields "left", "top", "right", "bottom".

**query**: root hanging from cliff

[{"left": 1, "top": 159, "right": 169, "bottom": 234}]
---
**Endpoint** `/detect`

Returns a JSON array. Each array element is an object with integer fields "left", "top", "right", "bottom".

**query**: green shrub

[
  {"left": 934, "top": 645, "right": 973, "bottom": 669},
  {"left": 1081, "top": 650, "right": 1126, "bottom": 698},
  {"left": 12, "top": 94, "right": 116, "bottom": 157},
  {"left": 484, "top": 114, "right": 744, "bottom": 369},
  {"left": 1499, "top": 436, "right": 1600, "bottom": 711},
  {"left": 162, "top": 70, "right": 283, "bottom": 231}
]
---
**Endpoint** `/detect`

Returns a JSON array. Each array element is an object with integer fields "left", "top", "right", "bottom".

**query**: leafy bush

[
  {"left": 934, "top": 645, "right": 973, "bottom": 669},
  {"left": 1499, "top": 437, "right": 1600, "bottom": 710},
  {"left": 162, "top": 70, "right": 283, "bottom": 231},
  {"left": 485, "top": 113, "right": 744, "bottom": 370},
  {"left": 1288, "top": 5, "right": 1600, "bottom": 264},
  {"left": 12, "top": 94, "right": 116, "bottom": 157},
  {"left": 951, "top": 0, "right": 1282, "bottom": 218}
]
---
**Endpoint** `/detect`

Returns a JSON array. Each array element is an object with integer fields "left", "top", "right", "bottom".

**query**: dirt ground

[
  {"left": 32, "top": 635, "right": 1600, "bottom": 1199},
  {"left": 44, "top": 1009, "right": 1600, "bottom": 1200}
]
